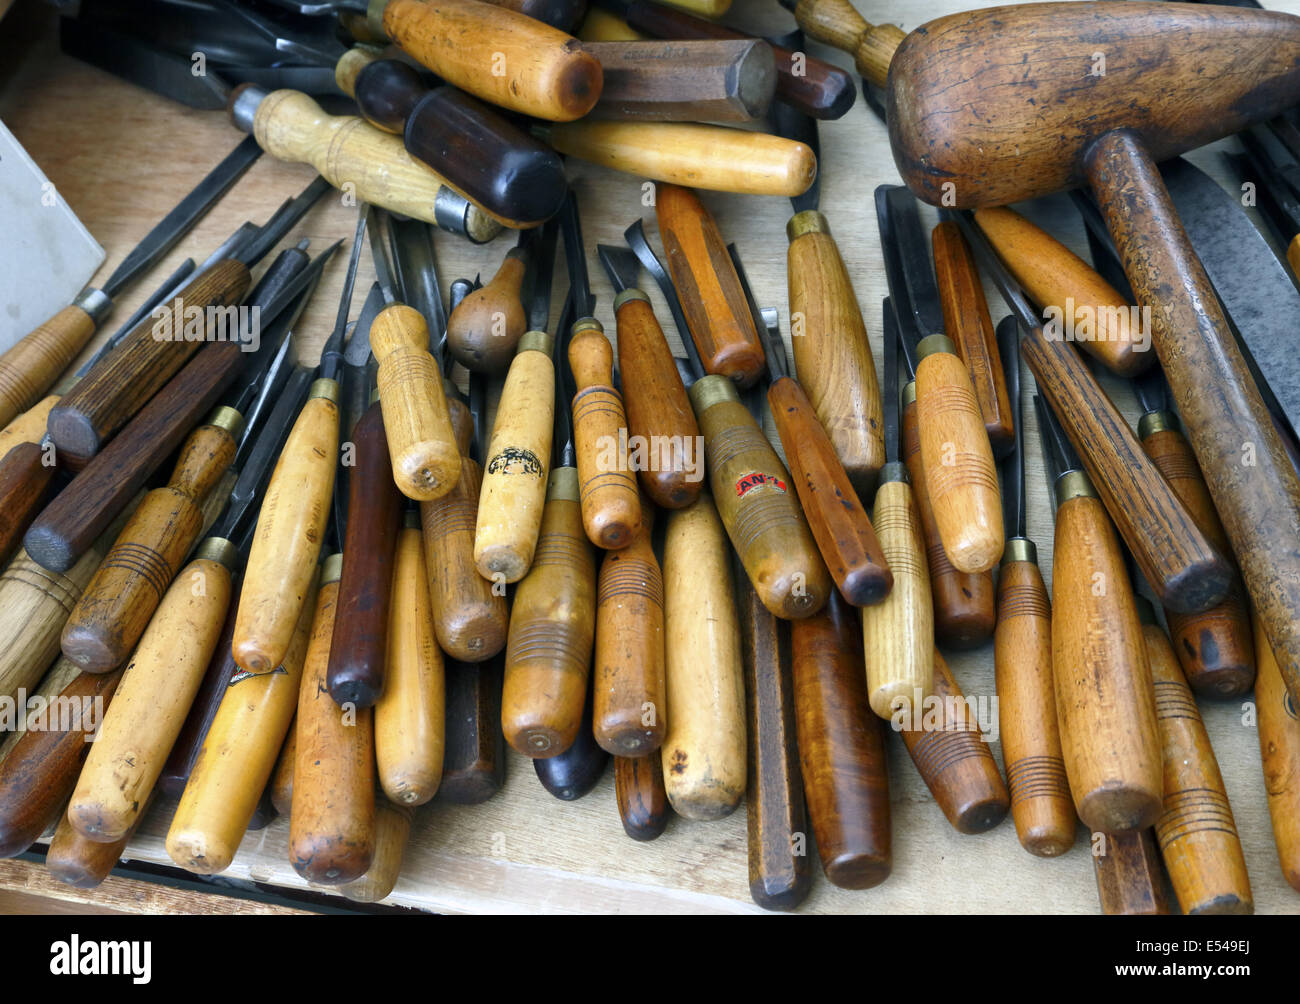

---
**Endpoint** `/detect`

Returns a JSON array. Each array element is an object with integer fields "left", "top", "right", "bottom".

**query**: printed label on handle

[{"left": 735, "top": 471, "right": 787, "bottom": 497}]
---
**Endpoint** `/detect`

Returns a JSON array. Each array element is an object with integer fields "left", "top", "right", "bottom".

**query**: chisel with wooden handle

[
  {"left": 270, "top": 720, "right": 296, "bottom": 817},
  {"left": 776, "top": 0, "right": 903, "bottom": 89},
  {"left": 491, "top": 0, "right": 588, "bottom": 31},
  {"left": 47, "top": 796, "right": 151, "bottom": 889},
  {"left": 534, "top": 672, "right": 610, "bottom": 799},
  {"left": 1093, "top": 829, "right": 1170, "bottom": 916},
  {"left": 615, "top": 754, "right": 669, "bottom": 841},
  {"left": 0, "top": 442, "right": 57, "bottom": 567},
  {"left": 446, "top": 238, "right": 529, "bottom": 374},
  {"left": 339, "top": 798, "right": 413, "bottom": 903},
  {"left": 1254, "top": 609, "right": 1300, "bottom": 894},
  {"left": 438, "top": 654, "right": 507, "bottom": 803}
]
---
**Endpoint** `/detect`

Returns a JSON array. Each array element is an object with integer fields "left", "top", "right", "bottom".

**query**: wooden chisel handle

[
  {"left": 901, "top": 392, "right": 993, "bottom": 648},
  {"left": 660, "top": 494, "right": 746, "bottom": 820},
  {"left": 270, "top": 720, "right": 296, "bottom": 816},
  {"left": 446, "top": 250, "right": 528, "bottom": 374},
  {"left": 781, "top": 0, "right": 904, "bottom": 89},
  {"left": 1254, "top": 610, "right": 1300, "bottom": 893},
  {"left": 615, "top": 754, "right": 669, "bottom": 841},
  {"left": 593, "top": 504, "right": 667, "bottom": 755},
  {"left": 492, "top": 0, "right": 588, "bottom": 31},
  {"left": 612, "top": 292, "right": 701, "bottom": 509},
  {"left": 68, "top": 552, "right": 233, "bottom": 843},
  {"left": 900, "top": 649, "right": 1009, "bottom": 834},
  {"left": 501, "top": 469, "right": 597, "bottom": 756},
  {"left": 534, "top": 675, "right": 610, "bottom": 800},
  {"left": 768, "top": 376, "right": 891, "bottom": 607},
  {"left": 371, "top": 305, "right": 461, "bottom": 501},
  {"left": 61, "top": 412, "right": 240, "bottom": 673},
  {"left": 1050, "top": 489, "right": 1162, "bottom": 832},
  {"left": 48, "top": 798, "right": 150, "bottom": 889},
  {"left": 381, "top": 0, "right": 602, "bottom": 121},
  {"left": 290, "top": 558, "right": 375, "bottom": 884},
  {"left": 1093, "top": 828, "right": 1170, "bottom": 915},
  {"left": 475, "top": 333, "right": 554, "bottom": 583},
  {"left": 340, "top": 798, "right": 413, "bottom": 903},
  {"left": 376, "top": 521, "right": 446, "bottom": 806},
  {"left": 166, "top": 571, "right": 317, "bottom": 875},
  {"left": 994, "top": 548, "right": 1075, "bottom": 857},
  {"left": 785, "top": 211, "right": 884, "bottom": 495},
  {"left": 0, "top": 302, "right": 98, "bottom": 431},
  {"left": 234, "top": 385, "right": 339, "bottom": 675},
  {"left": 0, "top": 441, "right": 57, "bottom": 567},
  {"left": 791, "top": 590, "right": 891, "bottom": 889},
  {"left": 0, "top": 395, "right": 59, "bottom": 457},
  {"left": 570, "top": 320, "right": 641, "bottom": 549},
  {"left": 1140, "top": 421, "right": 1255, "bottom": 697},
  {"left": 932, "top": 221, "right": 1015, "bottom": 457},
  {"left": 47, "top": 260, "right": 249, "bottom": 458},
  {"left": 438, "top": 653, "right": 506, "bottom": 803}
]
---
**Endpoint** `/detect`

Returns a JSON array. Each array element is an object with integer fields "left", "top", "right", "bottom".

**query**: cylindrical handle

[
  {"left": 502, "top": 480, "right": 597, "bottom": 756},
  {"left": 166, "top": 570, "right": 316, "bottom": 875},
  {"left": 1254, "top": 610, "right": 1300, "bottom": 893},
  {"left": 475, "top": 345, "right": 554, "bottom": 583},
  {"left": 439, "top": 654, "right": 506, "bottom": 803},
  {"left": 615, "top": 754, "right": 669, "bottom": 841},
  {"left": 382, "top": 0, "right": 602, "bottom": 121},
  {"left": 533, "top": 675, "right": 610, "bottom": 800},
  {"left": 0, "top": 394, "right": 59, "bottom": 458},
  {"left": 768, "top": 377, "right": 892, "bottom": 607},
  {"left": 787, "top": 0, "right": 903, "bottom": 88},
  {"left": 994, "top": 556, "right": 1075, "bottom": 857},
  {"left": 1092, "top": 828, "right": 1170, "bottom": 915},
  {"left": 48, "top": 260, "right": 249, "bottom": 458},
  {"left": 695, "top": 390, "right": 830, "bottom": 620},
  {"left": 234, "top": 391, "right": 339, "bottom": 674},
  {"left": 339, "top": 798, "right": 414, "bottom": 903},
  {"left": 1051, "top": 493, "right": 1163, "bottom": 832},
  {"left": 861, "top": 478, "right": 933, "bottom": 718},
  {"left": 1145, "top": 620, "right": 1253, "bottom": 914},
  {"left": 0, "top": 303, "right": 96, "bottom": 430},
  {"left": 47, "top": 798, "right": 150, "bottom": 889},
  {"left": 290, "top": 573, "right": 375, "bottom": 884},
  {"left": 339, "top": 50, "right": 417, "bottom": 131},
  {"left": 570, "top": 321, "right": 642, "bottom": 549},
  {"left": 376, "top": 527, "right": 446, "bottom": 806},
  {"left": 613, "top": 294, "right": 702, "bottom": 510},
  {"left": 660, "top": 494, "right": 746, "bottom": 820},
  {"left": 899, "top": 648, "right": 1009, "bottom": 833},
  {"left": 786, "top": 213, "right": 885, "bottom": 495},
  {"left": 270, "top": 720, "right": 296, "bottom": 817},
  {"left": 791, "top": 589, "right": 891, "bottom": 889},
  {"left": 68, "top": 557, "right": 232, "bottom": 843},
  {"left": 0, "top": 441, "right": 57, "bottom": 566},
  {"left": 446, "top": 251, "right": 528, "bottom": 374}
]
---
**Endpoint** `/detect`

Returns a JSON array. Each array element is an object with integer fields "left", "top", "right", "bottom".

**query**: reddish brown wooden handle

[
  {"left": 0, "top": 441, "right": 57, "bottom": 567},
  {"left": 0, "top": 303, "right": 96, "bottom": 430},
  {"left": 615, "top": 754, "right": 669, "bottom": 841}
]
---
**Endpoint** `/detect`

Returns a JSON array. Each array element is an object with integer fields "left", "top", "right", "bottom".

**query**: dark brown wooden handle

[
  {"left": 790, "top": 589, "right": 891, "bottom": 889},
  {"left": 0, "top": 441, "right": 57, "bottom": 567},
  {"left": 768, "top": 377, "right": 892, "bottom": 608},
  {"left": 615, "top": 754, "right": 669, "bottom": 841},
  {"left": 446, "top": 249, "right": 529, "bottom": 373},
  {"left": 46, "top": 797, "right": 149, "bottom": 889},
  {"left": 493, "top": 0, "right": 587, "bottom": 31},
  {"left": 1092, "top": 828, "right": 1170, "bottom": 915},
  {"left": 328, "top": 402, "right": 404, "bottom": 709},
  {"left": 437, "top": 653, "right": 506, "bottom": 804}
]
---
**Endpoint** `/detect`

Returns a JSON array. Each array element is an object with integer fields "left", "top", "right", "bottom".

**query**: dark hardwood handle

[
  {"left": 493, "top": 0, "right": 587, "bottom": 31},
  {"left": 0, "top": 441, "right": 57, "bottom": 567},
  {"left": 437, "top": 653, "right": 506, "bottom": 804},
  {"left": 446, "top": 248, "right": 529, "bottom": 374},
  {"left": 533, "top": 674, "right": 609, "bottom": 800},
  {"left": 615, "top": 754, "right": 669, "bottom": 841},
  {"left": 47, "top": 795, "right": 150, "bottom": 889},
  {"left": 1092, "top": 828, "right": 1170, "bottom": 916}
]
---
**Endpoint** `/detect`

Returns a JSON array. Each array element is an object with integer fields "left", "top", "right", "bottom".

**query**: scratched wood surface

[{"left": 1, "top": 0, "right": 1298, "bottom": 914}]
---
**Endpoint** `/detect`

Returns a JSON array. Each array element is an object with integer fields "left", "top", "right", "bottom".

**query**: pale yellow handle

[{"left": 0, "top": 395, "right": 59, "bottom": 458}]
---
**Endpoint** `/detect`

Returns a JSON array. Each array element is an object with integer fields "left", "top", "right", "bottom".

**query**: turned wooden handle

[
  {"left": 382, "top": 0, "right": 601, "bottom": 120},
  {"left": 446, "top": 250, "right": 528, "bottom": 374},
  {"left": 1254, "top": 610, "right": 1300, "bottom": 894},
  {"left": 68, "top": 557, "right": 232, "bottom": 843},
  {"left": 0, "top": 663, "right": 122, "bottom": 856},
  {"left": 738, "top": 572, "right": 812, "bottom": 911},
  {"left": 48, "top": 261, "right": 249, "bottom": 458},
  {"left": 1093, "top": 828, "right": 1170, "bottom": 916},
  {"left": 1145, "top": 620, "right": 1253, "bottom": 914},
  {"left": 1051, "top": 493, "right": 1163, "bottom": 832},
  {"left": 901, "top": 396, "right": 993, "bottom": 649},
  {"left": 932, "top": 221, "right": 1015, "bottom": 457},
  {"left": 48, "top": 797, "right": 150, "bottom": 889},
  {"left": 376, "top": 526, "right": 446, "bottom": 806},
  {"left": 166, "top": 572, "right": 316, "bottom": 875},
  {"left": 660, "top": 494, "right": 746, "bottom": 820},
  {"left": 234, "top": 393, "right": 339, "bottom": 674},
  {"left": 61, "top": 421, "right": 237, "bottom": 673},
  {"left": 861, "top": 479, "right": 932, "bottom": 719},
  {"left": 613, "top": 295, "right": 702, "bottom": 510},
  {"left": 0, "top": 394, "right": 59, "bottom": 458},
  {"left": 502, "top": 486, "right": 597, "bottom": 756},
  {"left": 768, "top": 377, "right": 891, "bottom": 608},
  {"left": 787, "top": 0, "right": 904, "bottom": 89},
  {"left": 533, "top": 676, "right": 610, "bottom": 800},
  {"left": 786, "top": 214, "right": 884, "bottom": 495},
  {"left": 791, "top": 590, "right": 891, "bottom": 889},
  {"left": 594, "top": 506, "right": 667, "bottom": 755},
  {"left": 270, "top": 720, "right": 296, "bottom": 816},
  {"left": 0, "top": 441, "right": 57, "bottom": 566},
  {"left": 696, "top": 392, "right": 829, "bottom": 620},
  {"left": 569, "top": 322, "right": 641, "bottom": 549},
  {"left": 1141, "top": 426, "right": 1255, "bottom": 697},
  {"left": 371, "top": 305, "right": 461, "bottom": 501},
  {"left": 615, "top": 754, "right": 669, "bottom": 841},
  {"left": 439, "top": 654, "right": 506, "bottom": 803},
  {"left": 475, "top": 344, "right": 554, "bottom": 583},
  {"left": 0, "top": 303, "right": 96, "bottom": 430},
  {"left": 338, "top": 798, "right": 413, "bottom": 903},
  {"left": 290, "top": 575, "right": 375, "bottom": 884},
  {"left": 900, "top": 648, "right": 1009, "bottom": 834},
  {"left": 549, "top": 121, "right": 816, "bottom": 198},
  {"left": 994, "top": 557, "right": 1075, "bottom": 857}
]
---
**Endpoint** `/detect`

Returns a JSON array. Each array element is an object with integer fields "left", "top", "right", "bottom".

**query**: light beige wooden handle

[
  {"left": 0, "top": 394, "right": 59, "bottom": 458},
  {"left": 234, "top": 392, "right": 338, "bottom": 674},
  {"left": 340, "top": 798, "right": 413, "bottom": 903},
  {"left": 0, "top": 304, "right": 95, "bottom": 430},
  {"left": 68, "top": 557, "right": 232, "bottom": 843},
  {"left": 1254, "top": 609, "right": 1300, "bottom": 893}
]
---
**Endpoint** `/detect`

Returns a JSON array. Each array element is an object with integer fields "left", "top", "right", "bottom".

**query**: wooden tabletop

[{"left": 1, "top": 0, "right": 1298, "bottom": 915}]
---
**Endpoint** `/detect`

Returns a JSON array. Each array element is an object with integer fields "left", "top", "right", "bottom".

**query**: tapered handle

[
  {"left": 994, "top": 557, "right": 1075, "bottom": 857},
  {"left": 270, "top": 721, "right": 296, "bottom": 816},
  {"left": 534, "top": 675, "right": 610, "bottom": 800},
  {"left": 791, "top": 590, "right": 891, "bottom": 889},
  {"left": 613, "top": 294, "right": 702, "bottom": 510},
  {"left": 475, "top": 345, "right": 554, "bottom": 583},
  {"left": 785, "top": 0, "right": 904, "bottom": 89},
  {"left": 502, "top": 481, "right": 597, "bottom": 756},
  {"left": 861, "top": 479, "right": 932, "bottom": 719},
  {"left": 1093, "top": 829, "right": 1170, "bottom": 915},
  {"left": 234, "top": 392, "right": 339, "bottom": 674},
  {"left": 0, "top": 441, "right": 57, "bottom": 566},
  {"left": 0, "top": 394, "right": 59, "bottom": 458},
  {"left": 48, "top": 798, "right": 150, "bottom": 890},
  {"left": 382, "top": 0, "right": 602, "bottom": 121},
  {"left": 61, "top": 420, "right": 238, "bottom": 672},
  {"left": 336, "top": 49, "right": 418, "bottom": 131},
  {"left": 615, "top": 754, "right": 669, "bottom": 841},
  {"left": 68, "top": 557, "right": 232, "bottom": 843},
  {"left": 1254, "top": 610, "right": 1300, "bottom": 894},
  {"left": 446, "top": 250, "right": 528, "bottom": 373},
  {"left": 786, "top": 214, "right": 884, "bottom": 495},
  {"left": 439, "top": 654, "right": 506, "bottom": 803},
  {"left": 660, "top": 494, "right": 746, "bottom": 820},
  {"left": 1051, "top": 493, "right": 1163, "bottom": 832},
  {"left": 0, "top": 303, "right": 96, "bottom": 430},
  {"left": 768, "top": 377, "right": 891, "bottom": 608},
  {"left": 339, "top": 798, "right": 413, "bottom": 904},
  {"left": 48, "top": 260, "right": 249, "bottom": 458}
]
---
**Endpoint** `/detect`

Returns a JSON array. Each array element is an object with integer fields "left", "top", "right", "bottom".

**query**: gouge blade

[
  {"left": 995, "top": 315, "right": 1026, "bottom": 541},
  {"left": 881, "top": 297, "right": 901, "bottom": 468}
]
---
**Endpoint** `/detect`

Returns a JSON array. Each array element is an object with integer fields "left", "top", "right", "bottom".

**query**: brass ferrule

[
  {"left": 917, "top": 333, "right": 957, "bottom": 361},
  {"left": 322, "top": 552, "right": 344, "bottom": 584},
  {"left": 309, "top": 377, "right": 340, "bottom": 404},
  {"left": 547, "top": 466, "right": 580, "bottom": 502},
  {"left": 902, "top": 380, "right": 917, "bottom": 407},
  {"left": 1001, "top": 537, "right": 1038, "bottom": 566},
  {"left": 614, "top": 289, "right": 649, "bottom": 311},
  {"left": 878, "top": 460, "right": 910, "bottom": 486},
  {"left": 787, "top": 210, "right": 829, "bottom": 242},
  {"left": 1138, "top": 410, "right": 1177, "bottom": 439},
  {"left": 517, "top": 330, "right": 553, "bottom": 355},
  {"left": 1054, "top": 470, "right": 1097, "bottom": 506},
  {"left": 572, "top": 317, "right": 604, "bottom": 336},
  {"left": 205, "top": 405, "right": 245, "bottom": 440},
  {"left": 688, "top": 373, "right": 739, "bottom": 414},
  {"left": 194, "top": 536, "right": 238, "bottom": 570}
]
